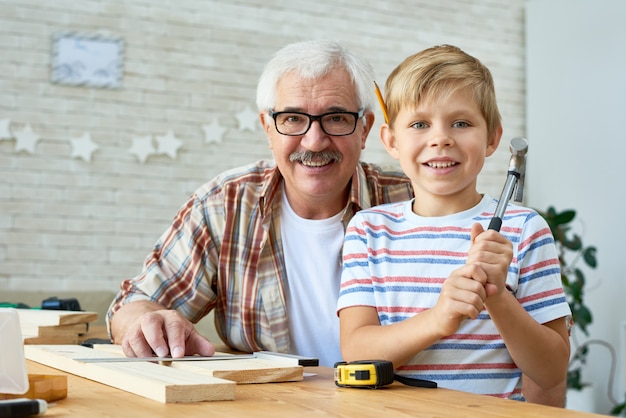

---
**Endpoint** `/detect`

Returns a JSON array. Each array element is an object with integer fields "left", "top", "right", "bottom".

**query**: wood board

[
  {"left": 24, "top": 345, "right": 236, "bottom": 403},
  {"left": 15, "top": 309, "right": 98, "bottom": 326},
  {"left": 91, "top": 344, "right": 304, "bottom": 384},
  {"left": 23, "top": 334, "right": 80, "bottom": 344},
  {"left": 21, "top": 323, "right": 88, "bottom": 337},
  {"left": 16, "top": 309, "right": 97, "bottom": 344}
]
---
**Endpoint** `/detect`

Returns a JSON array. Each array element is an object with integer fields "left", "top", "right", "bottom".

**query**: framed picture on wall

[{"left": 50, "top": 32, "right": 124, "bottom": 89}]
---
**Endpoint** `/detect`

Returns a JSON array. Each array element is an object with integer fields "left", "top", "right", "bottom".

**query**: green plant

[
  {"left": 536, "top": 207, "right": 597, "bottom": 391},
  {"left": 537, "top": 207, "right": 597, "bottom": 336},
  {"left": 538, "top": 207, "right": 626, "bottom": 415}
]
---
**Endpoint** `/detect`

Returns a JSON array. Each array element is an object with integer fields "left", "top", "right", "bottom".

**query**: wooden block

[
  {"left": 16, "top": 309, "right": 98, "bottom": 326},
  {"left": 23, "top": 335, "right": 80, "bottom": 345},
  {"left": 0, "top": 374, "right": 67, "bottom": 402},
  {"left": 22, "top": 323, "right": 89, "bottom": 344},
  {"left": 21, "top": 323, "right": 89, "bottom": 337},
  {"left": 169, "top": 358, "right": 303, "bottom": 384},
  {"left": 90, "top": 344, "right": 303, "bottom": 384},
  {"left": 24, "top": 345, "right": 236, "bottom": 403}
]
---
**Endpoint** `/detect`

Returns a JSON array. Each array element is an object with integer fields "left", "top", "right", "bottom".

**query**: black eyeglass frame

[{"left": 268, "top": 109, "right": 365, "bottom": 136}]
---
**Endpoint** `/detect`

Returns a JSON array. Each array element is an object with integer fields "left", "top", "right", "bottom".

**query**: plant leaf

[
  {"left": 574, "top": 305, "right": 593, "bottom": 335},
  {"left": 553, "top": 209, "right": 576, "bottom": 225},
  {"left": 583, "top": 247, "right": 597, "bottom": 268},
  {"left": 565, "top": 234, "right": 582, "bottom": 251}
]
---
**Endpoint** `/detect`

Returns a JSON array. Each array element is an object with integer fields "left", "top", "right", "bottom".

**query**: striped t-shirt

[{"left": 337, "top": 195, "right": 570, "bottom": 399}]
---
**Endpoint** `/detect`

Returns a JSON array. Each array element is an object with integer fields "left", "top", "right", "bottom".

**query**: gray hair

[{"left": 256, "top": 40, "right": 376, "bottom": 113}]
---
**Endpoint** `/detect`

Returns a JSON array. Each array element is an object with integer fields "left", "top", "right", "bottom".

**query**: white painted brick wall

[{"left": 0, "top": 0, "right": 527, "bottom": 293}]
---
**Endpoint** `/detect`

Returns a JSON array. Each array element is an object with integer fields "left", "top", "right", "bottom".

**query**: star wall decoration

[
  {"left": 202, "top": 119, "right": 227, "bottom": 144},
  {"left": 5, "top": 104, "right": 264, "bottom": 163},
  {"left": 0, "top": 118, "right": 12, "bottom": 140},
  {"left": 155, "top": 130, "right": 183, "bottom": 159},
  {"left": 13, "top": 124, "right": 40, "bottom": 154},
  {"left": 235, "top": 106, "right": 259, "bottom": 132},
  {"left": 69, "top": 132, "right": 99, "bottom": 162},
  {"left": 128, "top": 135, "right": 156, "bottom": 163}
]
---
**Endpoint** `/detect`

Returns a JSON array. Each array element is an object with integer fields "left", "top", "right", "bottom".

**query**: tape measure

[
  {"left": 334, "top": 360, "right": 394, "bottom": 388},
  {"left": 334, "top": 360, "right": 438, "bottom": 389}
]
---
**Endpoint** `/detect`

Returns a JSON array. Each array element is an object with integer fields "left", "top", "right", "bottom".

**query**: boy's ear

[
  {"left": 379, "top": 124, "right": 400, "bottom": 160},
  {"left": 486, "top": 125, "right": 503, "bottom": 157}
]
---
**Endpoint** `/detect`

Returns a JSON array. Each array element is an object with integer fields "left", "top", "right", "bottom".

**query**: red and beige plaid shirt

[{"left": 106, "top": 160, "right": 412, "bottom": 353}]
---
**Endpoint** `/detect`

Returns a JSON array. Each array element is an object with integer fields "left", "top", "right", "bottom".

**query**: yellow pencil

[{"left": 373, "top": 81, "right": 389, "bottom": 124}]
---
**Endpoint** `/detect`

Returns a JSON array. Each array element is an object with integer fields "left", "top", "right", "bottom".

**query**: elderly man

[{"left": 107, "top": 40, "right": 413, "bottom": 367}]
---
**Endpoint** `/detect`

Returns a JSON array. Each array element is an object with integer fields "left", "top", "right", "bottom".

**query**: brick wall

[{"left": 0, "top": 0, "right": 526, "bottom": 293}]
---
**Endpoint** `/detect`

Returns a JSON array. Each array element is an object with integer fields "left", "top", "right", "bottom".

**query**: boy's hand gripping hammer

[{"left": 488, "top": 137, "right": 528, "bottom": 232}]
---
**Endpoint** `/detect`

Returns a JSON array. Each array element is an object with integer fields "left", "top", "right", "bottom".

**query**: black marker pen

[{"left": 0, "top": 398, "right": 47, "bottom": 417}]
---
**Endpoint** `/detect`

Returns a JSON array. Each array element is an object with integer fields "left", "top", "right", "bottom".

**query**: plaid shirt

[{"left": 107, "top": 160, "right": 412, "bottom": 353}]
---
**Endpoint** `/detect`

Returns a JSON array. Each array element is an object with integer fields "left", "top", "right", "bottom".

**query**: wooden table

[{"left": 26, "top": 361, "right": 606, "bottom": 417}]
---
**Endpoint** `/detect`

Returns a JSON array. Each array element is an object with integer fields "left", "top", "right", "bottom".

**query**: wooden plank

[
  {"left": 169, "top": 358, "right": 302, "bottom": 384},
  {"left": 91, "top": 344, "right": 304, "bottom": 384},
  {"left": 16, "top": 309, "right": 98, "bottom": 326},
  {"left": 23, "top": 334, "right": 79, "bottom": 345},
  {"left": 21, "top": 323, "right": 89, "bottom": 337},
  {"left": 24, "top": 345, "right": 235, "bottom": 403}
]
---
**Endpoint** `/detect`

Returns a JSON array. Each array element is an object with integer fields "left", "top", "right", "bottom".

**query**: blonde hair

[{"left": 383, "top": 45, "right": 501, "bottom": 138}]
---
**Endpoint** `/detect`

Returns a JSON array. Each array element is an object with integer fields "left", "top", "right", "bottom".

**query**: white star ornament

[
  {"left": 156, "top": 130, "right": 183, "bottom": 159},
  {"left": 202, "top": 119, "right": 227, "bottom": 144},
  {"left": 13, "top": 124, "right": 40, "bottom": 154},
  {"left": 129, "top": 135, "right": 156, "bottom": 163},
  {"left": 235, "top": 106, "right": 260, "bottom": 132},
  {"left": 70, "top": 132, "right": 99, "bottom": 162}
]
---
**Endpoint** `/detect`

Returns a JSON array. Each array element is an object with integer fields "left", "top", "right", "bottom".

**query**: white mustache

[{"left": 289, "top": 150, "right": 343, "bottom": 164}]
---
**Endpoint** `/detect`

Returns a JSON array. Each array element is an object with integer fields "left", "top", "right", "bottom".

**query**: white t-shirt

[{"left": 280, "top": 192, "right": 344, "bottom": 367}]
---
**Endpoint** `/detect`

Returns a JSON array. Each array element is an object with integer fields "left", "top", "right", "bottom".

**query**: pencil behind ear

[{"left": 373, "top": 81, "right": 389, "bottom": 124}]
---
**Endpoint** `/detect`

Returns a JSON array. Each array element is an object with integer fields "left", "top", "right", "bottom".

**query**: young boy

[{"left": 337, "top": 45, "right": 571, "bottom": 405}]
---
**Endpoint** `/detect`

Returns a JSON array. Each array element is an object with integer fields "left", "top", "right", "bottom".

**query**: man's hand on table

[{"left": 111, "top": 301, "right": 215, "bottom": 358}]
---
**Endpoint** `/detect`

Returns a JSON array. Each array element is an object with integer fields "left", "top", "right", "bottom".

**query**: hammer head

[
  {"left": 508, "top": 137, "right": 528, "bottom": 202},
  {"left": 509, "top": 137, "right": 528, "bottom": 158}
]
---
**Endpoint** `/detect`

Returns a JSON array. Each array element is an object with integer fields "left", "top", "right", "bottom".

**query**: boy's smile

[{"left": 380, "top": 89, "right": 501, "bottom": 216}]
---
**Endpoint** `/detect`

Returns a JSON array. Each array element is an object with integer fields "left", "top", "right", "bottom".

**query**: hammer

[{"left": 488, "top": 137, "right": 528, "bottom": 231}]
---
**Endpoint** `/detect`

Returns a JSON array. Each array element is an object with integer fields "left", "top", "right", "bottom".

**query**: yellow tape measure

[
  {"left": 334, "top": 360, "right": 438, "bottom": 389},
  {"left": 334, "top": 360, "right": 395, "bottom": 388}
]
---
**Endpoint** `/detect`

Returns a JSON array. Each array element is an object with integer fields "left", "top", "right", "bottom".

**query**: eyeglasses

[{"left": 268, "top": 109, "right": 364, "bottom": 136}]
